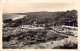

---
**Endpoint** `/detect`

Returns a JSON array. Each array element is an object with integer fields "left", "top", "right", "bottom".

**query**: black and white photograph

[{"left": 2, "top": 0, "right": 78, "bottom": 49}]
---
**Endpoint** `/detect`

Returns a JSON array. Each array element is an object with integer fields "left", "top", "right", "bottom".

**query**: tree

[{"left": 3, "top": 19, "right": 13, "bottom": 23}]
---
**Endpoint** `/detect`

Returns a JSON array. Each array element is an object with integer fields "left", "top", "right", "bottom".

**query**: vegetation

[
  {"left": 3, "top": 10, "right": 77, "bottom": 27},
  {"left": 2, "top": 10, "right": 78, "bottom": 49}
]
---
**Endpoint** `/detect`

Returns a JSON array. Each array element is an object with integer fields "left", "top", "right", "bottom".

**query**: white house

[{"left": 20, "top": 25, "right": 44, "bottom": 30}]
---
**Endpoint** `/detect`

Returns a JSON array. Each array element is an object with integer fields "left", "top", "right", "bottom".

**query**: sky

[{"left": 3, "top": 0, "right": 78, "bottom": 13}]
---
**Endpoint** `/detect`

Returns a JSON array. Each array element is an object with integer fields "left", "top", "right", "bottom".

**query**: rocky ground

[{"left": 2, "top": 26, "right": 78, "bottom": 49}]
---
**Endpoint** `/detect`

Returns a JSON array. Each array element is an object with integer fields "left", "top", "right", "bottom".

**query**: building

[{"left": 20, "top": 25, "right": 44, "bottom": 30}]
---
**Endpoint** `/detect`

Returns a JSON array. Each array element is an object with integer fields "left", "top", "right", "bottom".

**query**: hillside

[
  {"left": 3, "top": 10, "right": 78, "bottom": 49},
  {"left": 3, "top": 10, "right": 77, "bottom": 27}
]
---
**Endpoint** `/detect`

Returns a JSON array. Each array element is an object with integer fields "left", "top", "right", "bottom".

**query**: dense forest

[{"left": 3, "top": 10, "right": 77, "bottom": 27}]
